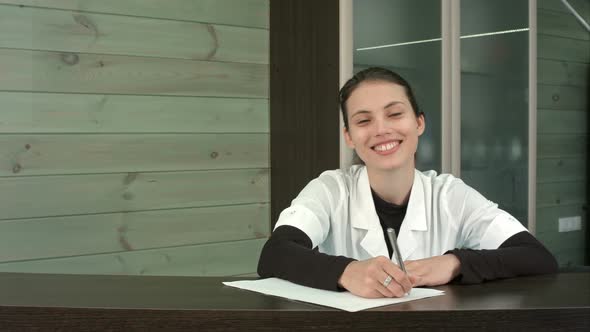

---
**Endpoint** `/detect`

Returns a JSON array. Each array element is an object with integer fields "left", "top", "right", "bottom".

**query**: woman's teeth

[{"left": 374, "top": 141, "right": 399, "bottom": 151}]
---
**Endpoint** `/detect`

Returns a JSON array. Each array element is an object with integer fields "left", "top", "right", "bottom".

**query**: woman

[{"left": 258, "top": 67, "right": 557, "bottom": 298}]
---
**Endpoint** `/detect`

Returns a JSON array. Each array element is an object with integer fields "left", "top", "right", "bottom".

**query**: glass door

[
  {"left": 353, "top": 0, "right": 442, "bottom": 172},
  {"left": 460, "top": 0, "right": 530, "bottom": 225},
  {"left": 350, "top": 0, "right": 532, "bottom": 226}
]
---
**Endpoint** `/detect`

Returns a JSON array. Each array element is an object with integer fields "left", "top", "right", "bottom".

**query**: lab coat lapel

[
  {"left": 351, "top": 167, "right": 389, "bottom": 258},
  {"left": 397, "top": 170, "right": 428, "bottom": 261}
]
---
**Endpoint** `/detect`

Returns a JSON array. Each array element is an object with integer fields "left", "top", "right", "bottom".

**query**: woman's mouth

[{"left": 372, "top": 141, "right": 401, "bottom": 155}]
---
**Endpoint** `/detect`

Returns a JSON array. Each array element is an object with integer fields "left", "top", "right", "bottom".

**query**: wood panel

[
  {"left": 0, "top": 134, "right": 269, "bottom": 176},
  {"left": 270, "top": 0, "right": 340, "bottom": 226},
  {"left": 538, "top": 8, "right": 590, "bottom": 41},
  {"left": 0, "top": 0, "right": 271, "bottom": 276},
  {"left": 538, "top": 109, "right": 587, "bottom": 134},
  {"left": 0, "top": 169, "right": 269, "bottom": 220},
  {"left": 538, "top": 0, "right": 590, "bottom": 21},
  {"left": 537, "top": 157, "right": 587, "bottom": 183},
  {"left": 536, "top": 204, "right": 587, "bottom": 233},
  {"left": 538, "top": 229, "right": 587, "bottom": 251},
  {"left": 0, "top": 5, "right": 268, "bottom": 64},
  {"left": 537, "top": 180, "right": 587, "bottom": 208},
  {"left": 538, "top": 34, "right": 590, "bottom": 63},
  {"left": 552, "top": 247, "right": 587, "bottom": 266},
  {"left": 0, "top": 238, "right": 266, "bottom": 276},
  {"left": 538, "top": 59, "right": 589, "bottom": 87},
  {"left": 538, "top": 84, "right": 589, "bottom": 110},
  {"left": 0, "top": 49, "right": 269, "bottom": 97},
  {"left": 0, "top": 203, "right": 269, "bottom": 262},
  {"left": 537, "top": 0, "right": 589, "bottom": 267},
  {"left": 0, "top": 0, "right": 269, "bottom": 28},
  {"left": 537, "top": 134, "right": 588, "bottom": 158},
  {"left": 0, "top": 92, "right": 268, "bottom": 134}
]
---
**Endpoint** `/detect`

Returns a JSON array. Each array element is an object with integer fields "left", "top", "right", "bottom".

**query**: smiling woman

[
  {"left": 257, "top": 67, "right": 558, "bottom": 299},
  {"left": 341, "top": 70, "right": 424, "bottom": 189}
]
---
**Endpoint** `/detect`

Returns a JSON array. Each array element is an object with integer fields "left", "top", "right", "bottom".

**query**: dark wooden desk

[{"left": 0, "top": 272, "right": 588, "bottom": 331}]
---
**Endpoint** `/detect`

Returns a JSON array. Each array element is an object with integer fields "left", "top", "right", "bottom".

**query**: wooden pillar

[{"left": 269, "top": 0, "right": 341, "bottom": 228}]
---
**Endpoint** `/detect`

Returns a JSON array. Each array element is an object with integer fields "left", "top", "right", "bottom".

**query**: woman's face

[{"left": 344, "top": 80, "right": 425, "bottom": 172}]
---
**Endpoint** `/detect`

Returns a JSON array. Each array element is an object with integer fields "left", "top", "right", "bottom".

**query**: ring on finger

[{"left": 383, "top": 275, "right": 393, "bottom": 287}]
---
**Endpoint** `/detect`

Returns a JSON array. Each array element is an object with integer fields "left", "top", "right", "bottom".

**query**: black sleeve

[
  {"left": 446, "top": 231, "right": 558, "bottom": 284},
  {"left": 257, "top": 225, "right": 356, "bottom": 291}
]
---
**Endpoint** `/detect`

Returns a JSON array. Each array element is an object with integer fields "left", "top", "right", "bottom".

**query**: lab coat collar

[
  {"left": 397, "top": 169, "right": 428, "bottom": 260},
  {"left": 352, "top": 167, "right": 428, "bottom": 261}
]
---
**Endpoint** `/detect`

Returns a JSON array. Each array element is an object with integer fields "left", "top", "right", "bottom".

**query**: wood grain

[
  {"left": 0, "top": 0, "right": 269, "bottom": 28},
  {"left": 0, "top": 169, "right": 269, "bottom": 220},
  {"left": 0, "top": 203, "right": 269, "bottom": 262},
  {"left": 0, "top": 273, "right": 588, "bottom": 331},
  {"left": 0, "top": 133, "right": 269, "bottom": 176},
  {"left": 537, "top": 156, "right": 587, "bottom": 183},
  {"left": 537, "top": 179, "right": 586, "bottom": 208},
  {"left": 0, "top": 238, "right": 266, "bottom": 276},
  {"left": 0, "top": 5, "right": 268, "bottom": 63},
  {"left": 537, "top": 134, "right": 587, "bottom": 158},
  {"left": 0, "top": 92, "right": 268, "bottom": 134},
  {"left": 538, "top": 59, "right": 589, "bottom": 86},
  {"left": 538, "top": 109, "right": 587, "bottom": 134},
  {"left": 538, "top": 8, "right": 590, "bottom": 41},
  {"left": 538, "top": 84, "right": 588, "bottom": 110},
  {"left": 0, "top": 49, "right": 269, "bottom": 97},
  {"left": 538, "top": 34, "right": 590, "bottom": 63}
]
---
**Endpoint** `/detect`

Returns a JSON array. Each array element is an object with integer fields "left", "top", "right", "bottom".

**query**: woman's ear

[
  {"left": 417, "top": 113, "right": 425, "bottom": 136},
  {"left": 343, "top": 127, "right": 355, "bottom": 148}
]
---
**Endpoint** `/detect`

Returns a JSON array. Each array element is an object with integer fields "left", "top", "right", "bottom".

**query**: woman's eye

[
  {"left": 389, "top": 112, "right": 402, "bottom": 117},
  {"left": 357, "top": 119, "right": 369, "bottom": 125}
]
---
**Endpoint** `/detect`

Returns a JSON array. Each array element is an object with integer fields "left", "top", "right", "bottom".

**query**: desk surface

[{"left": 1, "top": 272, "right": 589, "bottom": 331}]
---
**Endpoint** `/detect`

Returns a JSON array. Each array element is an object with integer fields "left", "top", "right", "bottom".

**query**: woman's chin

[{"left": 365, "top": 156, "right": 413, "bottom": 172}]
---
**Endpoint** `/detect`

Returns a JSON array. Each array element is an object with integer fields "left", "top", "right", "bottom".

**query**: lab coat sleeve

[
  {"left": 447, "top": 179, "right": 528, "bottom": 250},
  {"left": 274, "top": 171, "right": 343, "bottom": 249}
]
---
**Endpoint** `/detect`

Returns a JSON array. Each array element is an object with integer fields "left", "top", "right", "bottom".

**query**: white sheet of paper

[{"left": 223, "top": 278, "right": 444, "bottom": 312}]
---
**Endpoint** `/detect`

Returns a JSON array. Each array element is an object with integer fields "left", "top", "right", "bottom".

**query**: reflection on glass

[
  {"left": 460, "top": 0, "right": 529, "bottom": 225},
  {"left": 353, "top": 0, "right": 442, "bottom": 172}
]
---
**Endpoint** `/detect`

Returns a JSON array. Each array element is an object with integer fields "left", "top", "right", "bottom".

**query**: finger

[
  {"left": 378, "top": 270, "right": 409, "bottom": 298},
  {"left": 374, "top": 272, "right": 395, "bottom": 298},
  {"left": 385, "top": 279, "right": 406, "bottom": 297},
  {"left": 377, "top": 271, "right": 406, "bottom": 298},
  {"left": 382, "top": 262, "right": 413, "bottom": 293}
]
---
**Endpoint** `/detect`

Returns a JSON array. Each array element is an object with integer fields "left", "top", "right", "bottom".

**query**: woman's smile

[{"left": 372, "top": 140, "right": 402, "bottom": 155}]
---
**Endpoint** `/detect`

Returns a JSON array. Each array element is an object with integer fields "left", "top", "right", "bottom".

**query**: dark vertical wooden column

[{"left": 270, "top": 0, "right": 340, "bottom": 228}]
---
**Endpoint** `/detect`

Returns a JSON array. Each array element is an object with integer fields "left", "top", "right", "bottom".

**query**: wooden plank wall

[
  {"left": 0, "top": 0, "right": 270, "bottom": 276},
  {"left": 536, "top": 0, "right": 589, "bottom": 266}
]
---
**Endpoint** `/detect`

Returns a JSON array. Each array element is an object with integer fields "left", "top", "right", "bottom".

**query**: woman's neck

[{"left": 367, "top": 165, "right": 415, "bottom": 206}]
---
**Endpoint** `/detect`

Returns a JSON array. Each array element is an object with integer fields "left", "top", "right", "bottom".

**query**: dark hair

[{"left": 339, "top": 67, "right": 422, "bottom": 130}]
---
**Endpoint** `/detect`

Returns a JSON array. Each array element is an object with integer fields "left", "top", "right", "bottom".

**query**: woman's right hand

[{"left": 337, "top": 256, "right": 413, "bottom": 298}]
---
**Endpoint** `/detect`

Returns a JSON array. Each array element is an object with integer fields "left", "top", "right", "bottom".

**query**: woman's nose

[{"left": 374, "top": 118, "right": 391, "bottom": 136}]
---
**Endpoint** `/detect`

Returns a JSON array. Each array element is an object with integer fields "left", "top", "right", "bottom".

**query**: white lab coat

[{"left": 274, "top": 165, "right": 527, "bottom": 264}]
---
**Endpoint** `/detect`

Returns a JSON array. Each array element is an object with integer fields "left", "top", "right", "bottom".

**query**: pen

[
  {"left": 386, "top": 227, "right": 410, "bottom": 295},
  {"left": 386, "top": 227, "right": 406, "bottom": 274}
]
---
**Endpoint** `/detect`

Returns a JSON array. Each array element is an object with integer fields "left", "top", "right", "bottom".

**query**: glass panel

[
  {"left": 460, "top": 0, "right": 529, "bottom": 225},
  {"left": 353, "top": 0, "right": 442, "bottom": 172}
]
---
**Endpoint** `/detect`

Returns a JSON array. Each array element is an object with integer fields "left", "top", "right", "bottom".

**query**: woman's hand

[
  {"left": 337, "top": 256, "right": 414, "bottom": 298},
  {"left": 404, "top": 254, "right": 461, "bottom": 287}
]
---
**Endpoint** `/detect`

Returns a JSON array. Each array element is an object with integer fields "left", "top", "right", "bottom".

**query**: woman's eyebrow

[
  {"left": 350, "top": 110, "right": 371, "bottom": 118},
  {"left": 383, "top": 101, "right": 404, "bottom": 109},
  {"left": 351, "top": 101, "right": 405, "bottom": 118}
]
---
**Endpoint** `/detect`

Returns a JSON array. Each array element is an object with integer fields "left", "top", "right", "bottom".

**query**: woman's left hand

[{"left": 405, "top": 254, "right": 461, "bottom": 287}]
